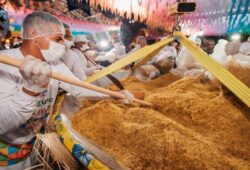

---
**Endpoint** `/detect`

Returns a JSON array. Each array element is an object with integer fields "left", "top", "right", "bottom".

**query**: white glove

[
  {"left": 20, "top": 55, "right": 51, "bottom": 93},
  {"left": 119, "top": 90, "right": 134, "bottom": 104}
]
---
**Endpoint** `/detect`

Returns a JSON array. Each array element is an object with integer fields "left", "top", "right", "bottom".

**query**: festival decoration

[
  {"left": 90, "top": 0, "right": 250, "bottom": 35},
  {"left": 3, "top": 0, "right": 250, "bottom": 36},
  {"left": 4, "top": 1, "right": 119, "bottom": 36}
]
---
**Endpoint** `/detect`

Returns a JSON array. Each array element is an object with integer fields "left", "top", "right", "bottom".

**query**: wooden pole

[{"left": 0, "top": 55, "right": 152, "bottom": 106}]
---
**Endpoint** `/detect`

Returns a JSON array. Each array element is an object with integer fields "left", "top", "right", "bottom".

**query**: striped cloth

[{"left": 0, "top": 140, "right": 33, "bottom": 167}]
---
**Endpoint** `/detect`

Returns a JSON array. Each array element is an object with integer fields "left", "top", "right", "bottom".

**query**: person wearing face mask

[
  {"left": 127, "top": 36, "right": 147, "bottom": 68},
  {"left": 0, "top": 11, "right": 134, "bottom": 170},
  {"left": 73, "top": 35, "right": 101, "bottom": 76},
  {"left": 61, "top": 23, "right": 86, "bottom": 80}
]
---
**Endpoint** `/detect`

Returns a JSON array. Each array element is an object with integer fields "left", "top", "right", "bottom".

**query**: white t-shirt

[
  {"left": 113, "top": 42, "right": 126, "bottom": 59},
  {"left": 62, "top": 49, "right": 87, "bottom": 81},
  {"left": 0, "top": 48, "right": 107, "bottom": 169},
  {"left": 72, "top": 48, "right": 98, "bottom": 76}
]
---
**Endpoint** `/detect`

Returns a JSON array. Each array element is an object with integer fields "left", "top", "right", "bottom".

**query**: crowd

[
  {"left": 0, "top": 11, "right": 133, "bottom": 170},
  {"left": 0, "top": 10, "right": 249, "bottom": 170}
]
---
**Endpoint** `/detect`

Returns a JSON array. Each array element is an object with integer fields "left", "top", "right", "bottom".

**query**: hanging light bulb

[
  {"left": 100, "top": 40, "right": 109, "bottom": 48},
  {"left": 230, "top": 33, "right": 241, "bottom": 42}
]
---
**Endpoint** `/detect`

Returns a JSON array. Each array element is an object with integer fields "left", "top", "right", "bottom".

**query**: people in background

[
  {"left": 204, "top": 39, "right": 216, "bottom": 54},
  {"left": 128, "top": 36, "right": 147, "bottom": 54},
  {"left": 87, "top": 40, "right": 98, "bottom": 51},
  {"left": 73, "top": 35, "right": 101, "bottom": 76},
  {"left": 111, "top": 36, "right": 126, "bottom": 59},
  {"left": 126, "top": 36, "right": 148, "bottom": 68},
  {"left": 84, "top": 40, "right": 100, "bottom": 62},
  {"left": 61, "top": 23, "right": 86, "bottom": 80},
  {"left": 136, "top": 36, "right": 147, "bottom": 48},
  {"left": 94, "top": 36, "right": 126, "bottom": 67}
]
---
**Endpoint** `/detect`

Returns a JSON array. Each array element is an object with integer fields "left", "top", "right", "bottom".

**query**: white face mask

[
  {"left": 81, "top": 44, "right": 89, "bottom": 52},
  {"left": 41, "top": 41, "right": 66, "bottom": 62},
  {"left": 64, "top": 40, "right": 74, "bottom": 49}
]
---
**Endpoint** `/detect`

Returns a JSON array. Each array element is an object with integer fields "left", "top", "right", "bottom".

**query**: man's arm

[
  {"left": 54, "top": 63, "right": 108, "bottom": 99},
  {"left": 0, "top": 55, "right": 51, "bottom": 134}
]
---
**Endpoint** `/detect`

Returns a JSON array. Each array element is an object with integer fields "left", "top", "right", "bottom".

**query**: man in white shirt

[
  {"left": 0, "top": 11, "right": 133, "bottom": 169},
  {"left": 73, "top": 35, "right": 101, "bottom": 76},
  {"left": 61, "top": 23, "right": 86, "bottom": 80}
]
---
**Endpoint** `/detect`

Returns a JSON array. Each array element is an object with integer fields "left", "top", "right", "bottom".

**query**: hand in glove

[
  {"left": 119, "top": 90, "right": 134, "bottom": 104},
  {"left": 20, "top": 55, "right": 51, "bottom": 94}
]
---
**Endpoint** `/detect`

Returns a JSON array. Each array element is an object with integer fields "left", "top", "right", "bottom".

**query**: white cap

[
  {"left": 74, "top": 35, "right": 88, "bottom": 43},
  {"left": 22, "top": 11, "right": 64, "bottom": 39}
]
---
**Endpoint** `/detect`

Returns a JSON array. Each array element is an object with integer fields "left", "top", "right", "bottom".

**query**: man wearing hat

[{"left": 73, "top": 35, "right": 101, "bottom": 76}]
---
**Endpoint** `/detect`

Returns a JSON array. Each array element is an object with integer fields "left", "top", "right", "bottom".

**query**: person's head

[
  {"left": 21, "top": 11, "right": 65, "bottom": 62},
  {"left": 136, "top": 36, "right": 147, "bottom": 47},
  {"left": 74, "top": 35, "right": 89, "bottom": 51},
  {"left": 63, "top": 23, "right": 74, "bottom": 48},
  {"left": 63, "top": 23, "right": 72, "bottom": 41},
  {"left": 207, "top": 39, "right": 215, "bottom": 51}
]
